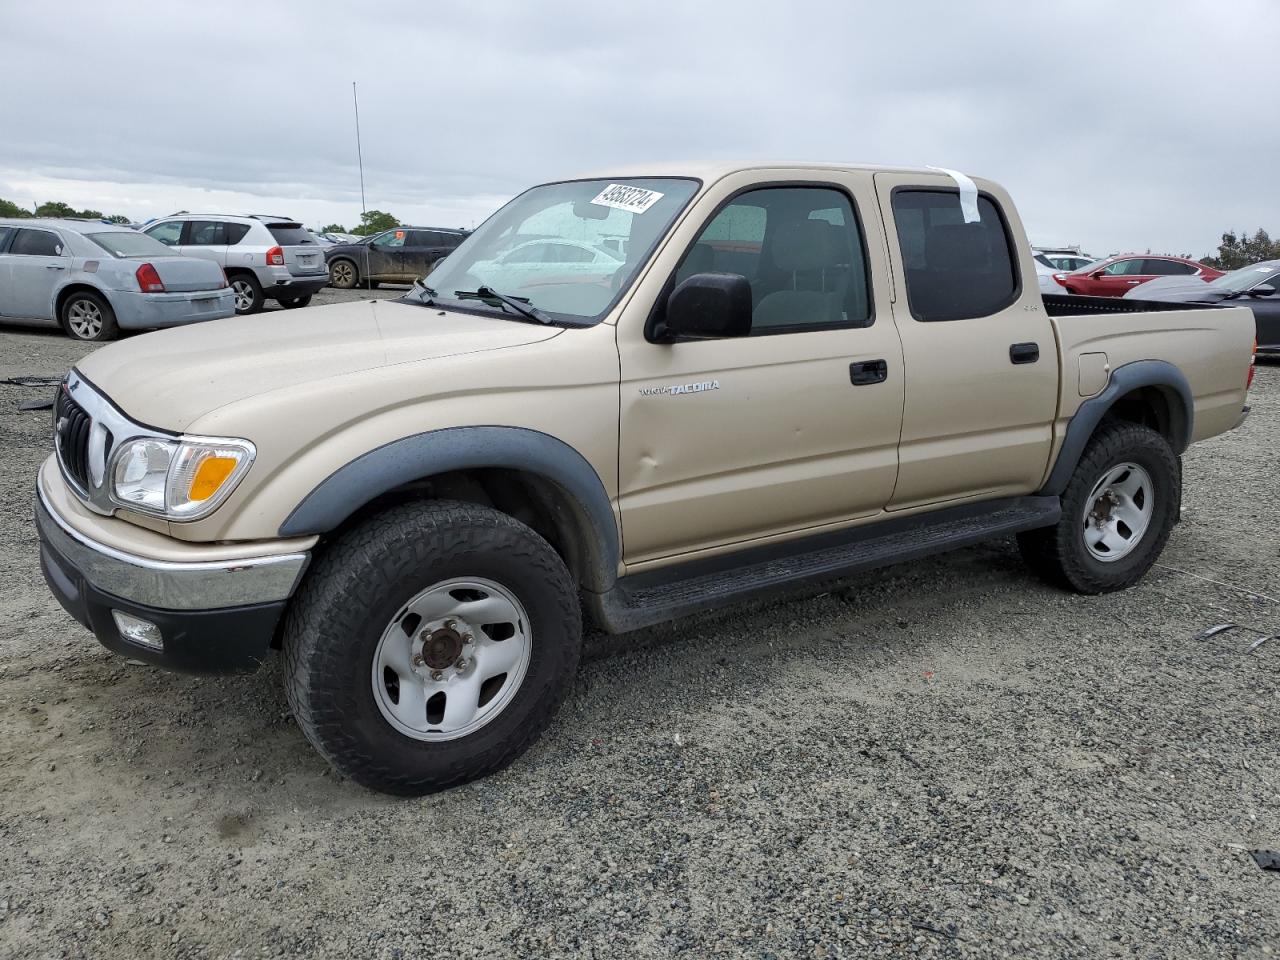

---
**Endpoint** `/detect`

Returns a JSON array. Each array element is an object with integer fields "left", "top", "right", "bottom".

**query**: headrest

[
  {"left": 773, "top": 220, "right": 838, "bottom": 272},
  {"left": 923, "top": 223, "right": 990, "bottom": 272},
  {"left": 682, "top": 242, "right": 715, "bottom": 275}
]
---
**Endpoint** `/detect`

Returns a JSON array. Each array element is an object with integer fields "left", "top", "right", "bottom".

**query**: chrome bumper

[{"left": 35, "top": 486, "right": 308, "bottom": 611}]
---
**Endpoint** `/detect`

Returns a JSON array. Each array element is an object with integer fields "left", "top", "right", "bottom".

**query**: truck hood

[{"left": 76, "top": 298, "right": 562, "bottom": 431}]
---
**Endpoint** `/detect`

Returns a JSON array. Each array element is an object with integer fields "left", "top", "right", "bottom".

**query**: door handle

[
  {"left": 46, "top": 264, "right": 66, "bottom": 270},
  {"left": 849, "top": 359, "right": 888, "bottom": 385},
  {"left": 1125, "top": 279, "right": 1141, "bottom": 284},
  {"left": 1010, "top": 342, "right": 1040, "bottom": 364}
]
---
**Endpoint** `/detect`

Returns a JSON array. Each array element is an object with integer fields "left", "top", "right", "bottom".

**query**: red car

[{"left": 1058, "top": 255, "right": 1223, "bottom": 297}]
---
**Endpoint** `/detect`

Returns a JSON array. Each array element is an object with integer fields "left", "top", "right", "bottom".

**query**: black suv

[{"left": 325, "top": 227, "right": 467, "bottom": 289}]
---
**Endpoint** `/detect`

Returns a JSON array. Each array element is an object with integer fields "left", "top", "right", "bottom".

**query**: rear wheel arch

[
  {"left": 54, "top": 282, "right": 106, "bottom": 320},
  {"left": 279, "top": 427, "right": 620, "bottom": 593},
  {"left": 1041, "top": 360, "right": 1192, "bottom": 497}
]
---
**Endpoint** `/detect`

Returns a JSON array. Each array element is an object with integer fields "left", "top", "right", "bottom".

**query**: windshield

[
  {"left": 422, "top": 177, "right": 700, "bottom": 323},
  {"left": 87, "top": 231, "right": 177, "bottom": 258},
  {"left": 1209, "top": 263, "right": 1280, "bottom": 293}
]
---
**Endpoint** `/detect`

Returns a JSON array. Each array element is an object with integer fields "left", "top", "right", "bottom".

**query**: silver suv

[{"left": 142, "top": 215, "right": 329, "bottom": 314}]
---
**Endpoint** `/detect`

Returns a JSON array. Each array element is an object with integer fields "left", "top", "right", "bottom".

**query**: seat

[{"left": 753, "top": 220, "right": 846, "bottom": 329}]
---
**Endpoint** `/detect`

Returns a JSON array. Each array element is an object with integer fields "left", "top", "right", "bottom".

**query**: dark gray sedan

[{"left": 1125, "top": 260, "right": 1280, "bottom": 355}]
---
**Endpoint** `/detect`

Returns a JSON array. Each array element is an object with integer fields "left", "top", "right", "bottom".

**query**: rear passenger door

[
  {"left": 873, "top": 172, "right": 1058, "bottom": 509},
  {"left": 1, "top": 227, "right": 69, "bottom": 320},
  {"left": 176, "top": 220, "right": 229, "bottom": 267}
]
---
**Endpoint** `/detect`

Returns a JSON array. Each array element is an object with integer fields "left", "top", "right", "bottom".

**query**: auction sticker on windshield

[{"left": 590, "top": 184, "right": 665, "bottom": 214}]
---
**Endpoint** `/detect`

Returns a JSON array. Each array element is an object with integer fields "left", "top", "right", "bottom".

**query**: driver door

[
  {"left": 617, "top": 174, "right": 905, "bottom": 566},
  {"left": 365, "top": 229, "right": 406, "bottom": 280}
]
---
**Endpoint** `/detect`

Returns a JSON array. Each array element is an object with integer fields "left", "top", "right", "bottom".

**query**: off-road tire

[
  {"left": 1018, "top": 420, "right": 1179, "bottom": 594},
  {"left": 328, "top": 258, "right": 358, "bottom": 289},
  {"left": 278, "top": 295, "right": 312, "bottom": 309},
  {"left": 283, "top": 500, "right": 582, "bottom": 795},
  {"left": 60, "top": 290, "right": 120, "bottom": 342},
  {"left": 229, "top": 272, "right": 264, "bottom": 314}
]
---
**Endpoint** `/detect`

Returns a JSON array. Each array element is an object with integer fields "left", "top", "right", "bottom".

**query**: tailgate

[
  {"left": 265, "top": 222, "right": 327, "bottom": 276},
  {"left": 143, "top": 256, "right": 229, "bottom": 293}
]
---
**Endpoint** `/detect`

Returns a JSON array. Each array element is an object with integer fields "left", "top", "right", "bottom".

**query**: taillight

[
  {"left": 1247, "top": 339, "right": 1257, "bottom": 391},
  {"left": 135, "top": 262, "right": 165, "bottom": 293},
  {"left": 1053, "top": 273, "right": 1067, "bottom": 285},
  {"left": 265, "top": 245, "right": 285, "bottom": 266},
  {"left": 219, "top": 267, "right": 229, "bottom": 288}
]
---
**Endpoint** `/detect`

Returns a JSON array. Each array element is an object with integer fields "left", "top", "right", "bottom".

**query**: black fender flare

[
  {"left": 1040, "top": 359, "right": 1193, "bottom": 497},
  {"left": 279, "top": 426, "right": 619, "bottom": 591}
]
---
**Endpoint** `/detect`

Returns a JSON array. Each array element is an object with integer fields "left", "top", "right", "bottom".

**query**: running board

[{"left": 588, "top": 496, "right": 1060, "bottom": 634}]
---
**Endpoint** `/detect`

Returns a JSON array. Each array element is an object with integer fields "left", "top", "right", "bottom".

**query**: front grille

[{"left": 55, "top": 388, "right": 94, "bottom": 492}]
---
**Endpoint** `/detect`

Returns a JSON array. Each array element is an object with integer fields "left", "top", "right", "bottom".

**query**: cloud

[{"left": 1, "top": 0, "right": 1275, "bottom": 254}]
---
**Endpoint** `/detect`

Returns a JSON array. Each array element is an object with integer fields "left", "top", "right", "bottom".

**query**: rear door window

[
  {"left": 1144, "top": 259, "right": 1194, "bottom": 275},
  {"left": 892, "top": 189, "right": 1018, "bottom": 322},
  {"left": 266, "top": 223, "right": 316, "bottom": 245},
  {"left": 186, "top": 220, "right": 227, "bottom": 246},
  {"left": 10, "top": 228, "right": 65, "bottom": 256}
]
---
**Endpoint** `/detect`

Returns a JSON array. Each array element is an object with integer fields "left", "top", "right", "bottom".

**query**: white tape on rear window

[{"left": 927, "top": 166, "right": 980, "bottom": 224}]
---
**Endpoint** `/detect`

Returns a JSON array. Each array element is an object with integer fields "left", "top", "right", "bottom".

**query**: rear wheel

[
  {"left": 328, "top": 258, "right": 358, "bottom": 289},
  {"left": 1018, "top": 420, "right": 1178, "bottom": 593},
  {"left": 283, "top": 500, "right": 581, "bottom": 795},
  {"left": 61, "top": 291, "right": 119, "bottom": 342},
  {"left": 229, "top": 273, "right": 264, "bottom": 314},
  {"left": 278, "top": 295, "right": 312, "bottom": 309}
]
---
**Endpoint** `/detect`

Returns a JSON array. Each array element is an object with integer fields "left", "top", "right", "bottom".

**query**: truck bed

[{"left": 1042, "top": 293, "right": 1219, "bottom": 316}]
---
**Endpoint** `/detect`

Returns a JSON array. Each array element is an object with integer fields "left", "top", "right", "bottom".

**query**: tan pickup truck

[{"left": 35, "top": 163, "right": 1256, "bottom": 794}]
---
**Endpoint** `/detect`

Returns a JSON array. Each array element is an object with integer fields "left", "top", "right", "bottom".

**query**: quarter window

[
  {"left": 226, "top": 222, "right": 251, "bottom": 244},
  {"left": 145, "top": 221, "right": 184, "bottom": 246},
  {"left": 893, "top": 189, "right": 1018, "bottom": 322},
  {"left": 10, "top": 228, "right": 64, "bottom": 257},
  {"left": 675, "top": 186, "right": 872, "bottom": 333}
]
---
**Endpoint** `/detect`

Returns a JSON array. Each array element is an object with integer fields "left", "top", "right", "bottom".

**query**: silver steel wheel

[
  {"left": 66, "top": 298, "right": 103, "bottom": 339},
  {"left": 1083, "top": 462, "right": 1154, "bottom": 562},
  {"left": 371, "top": 577, "right": 532, "bottom": 742},
  {"left": 231, "top": 279, "right": 255, "bottom": 312},
  {"left": 331, "top": 261, "right": 355, "bottom": 287}
]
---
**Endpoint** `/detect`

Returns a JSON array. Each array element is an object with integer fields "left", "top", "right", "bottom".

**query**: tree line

[{"left": 1, "top": 197, "right": 130, "bottom": 222}]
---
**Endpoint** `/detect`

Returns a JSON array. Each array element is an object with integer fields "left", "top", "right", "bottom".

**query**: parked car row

[
  {"left": 1125, "top": 260, "right": 1280, "bottom": 355},
  {"left": 1053, "top": 254, "right": 1223, "bottom": 297},
  {"left": 0, "top": 218, "right": 234, "bottom": 341}
]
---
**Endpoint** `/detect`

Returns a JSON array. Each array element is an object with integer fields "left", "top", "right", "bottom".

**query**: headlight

[{"left": 110, "top": 435, "right": 255, "bottom": 520}]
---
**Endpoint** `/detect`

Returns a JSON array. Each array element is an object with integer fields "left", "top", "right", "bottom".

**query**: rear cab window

[
  {"left": 265, "top": 223, "right": 316, "bottom": 246},
  {"left": 892, "top": 189, "right": 1019, "bottom": 322}
]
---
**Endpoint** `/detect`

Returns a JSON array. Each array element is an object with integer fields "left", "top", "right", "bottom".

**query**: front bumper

[{"left": 35, "top": 486, "right": 309, "bottom": 674}]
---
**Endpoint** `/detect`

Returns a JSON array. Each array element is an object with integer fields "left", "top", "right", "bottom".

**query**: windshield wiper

[
  {"left": 408, "top": 278, "right": 437, "bottom": 305},
  {"left": 453, "top": 286, "right": 554, "bottom": 325}
]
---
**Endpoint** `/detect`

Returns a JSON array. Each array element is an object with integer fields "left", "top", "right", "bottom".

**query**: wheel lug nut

[
  {"left": 411, "top": 654, "right": 424, "bottom": 667},
  {"left": 430, "top": 670, "right": 443, "bottom": 681},
  {"left": 463, "top": 634, "right": 474, "bottom": 645},
  {"left": 457, "top": 658, "right": 469, "bottom": 670},
  {"left": 444, "top": 619, "right": 457, "bottom": 630}
]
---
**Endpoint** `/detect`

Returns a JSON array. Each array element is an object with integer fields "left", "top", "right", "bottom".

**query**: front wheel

[
  {"left": 328, "top": 259, "right": 358, "bottom": 289},
  {"left": 283, "top": 500, "right": 582, "bottom": 795},
  {"left": 1018, "top": 420, "right": 1179, "bottom": 594}
]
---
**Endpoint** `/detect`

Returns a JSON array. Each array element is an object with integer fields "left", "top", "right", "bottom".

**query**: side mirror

[
  {"left": 1090, "top": 269, "right": 1107, "bottom": 278},
  {"left": 1249, "top": 284, "right": 1276, "bottom": 298},
  {"left": 662, "top": 273, "right": 752, "bottom": 340}
]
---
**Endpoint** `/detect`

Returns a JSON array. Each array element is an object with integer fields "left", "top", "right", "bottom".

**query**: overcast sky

[{"left": 1, "top": 0, "right": 1275, "bottom": 258}]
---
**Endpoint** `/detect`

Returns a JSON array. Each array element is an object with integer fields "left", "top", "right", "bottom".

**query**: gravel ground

[{"left": 1, "top": 296, "right": 1277, "bottom": 958}]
